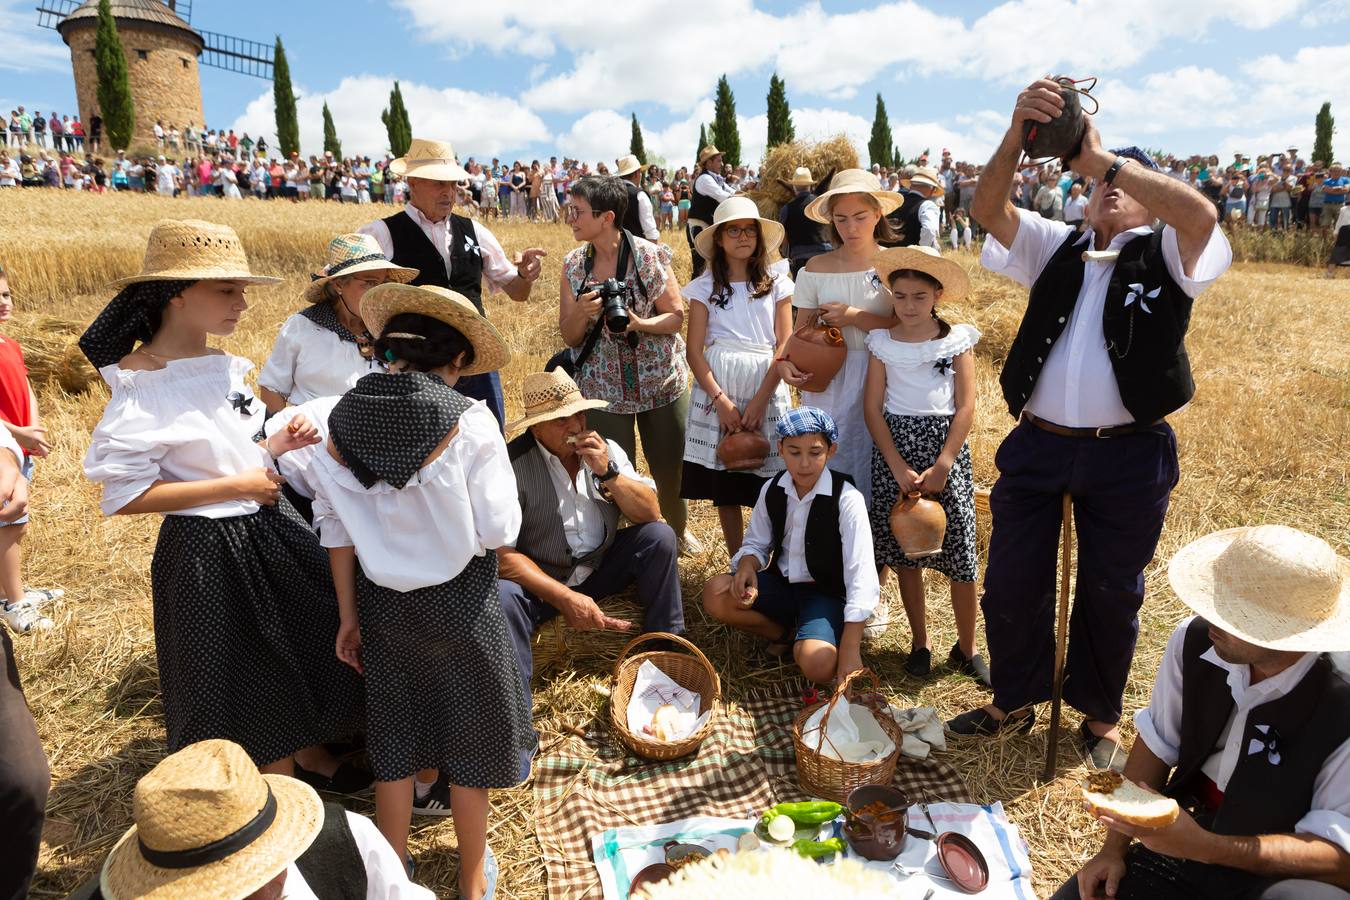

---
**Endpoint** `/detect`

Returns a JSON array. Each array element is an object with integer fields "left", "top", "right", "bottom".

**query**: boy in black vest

[
  {"left": 702, "top": 407, "right": 879, "bottom": 684},
  {"left": 1055, "top": 525, "right": 1350, "bottom": 900}
]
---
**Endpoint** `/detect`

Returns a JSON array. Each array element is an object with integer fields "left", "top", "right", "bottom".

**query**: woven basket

[
  {"left": 610, "top": 632, "right": 722, "bottom": 761},
  {"left": 792, "top": 669, "right": 903, "bottom": 802}
]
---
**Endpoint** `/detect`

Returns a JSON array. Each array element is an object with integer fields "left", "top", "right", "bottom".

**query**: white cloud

[
  {"left": 0, "top": 0, "right": 73, "bottom": 73},
  {"left": 1095, "top": 66, "right": 1240, "bottom": 135},
  {"left": 1242, "top": 44, "right": 1350, "bottom": 113},
  {"left": 1300, "top": 0, "right": 1350, "bottom": 25}
]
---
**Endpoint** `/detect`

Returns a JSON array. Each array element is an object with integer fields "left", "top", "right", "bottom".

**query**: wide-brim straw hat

[
  {"left": 301, "top": 233, "right": 418, "bottom": 304},
  {"left": 693, "top": 195, "right": 786, "bottom": 261},
  {"left": 360, "top": 283, "right": 510, "bottom": 377},
  {"left": 805, "top": 168, "right": 903, "bottom": 223},
  {"left": 901, "top": 165, "right": 945, "bottom": 197},
  {"left": 508, "top": 369, "right": 609, "bottom": 432},
  {"left": 787, "top": 166, "right": 814, "bottom": 187},
  {"left": 615, "top": 154, "right": 647, "bottom": 177},
  {"left": 871, "top": 245, "right": 969, "bottom": 302},
  {"left": 100, "top": 740, "right": 322, "bottom": 900},
  {"left": 698, "top": 145, "right": 723, "bottom": 166},
  {"left": 1168, "top": 525, "right": 1350, "bottom": 652},
  {"left": 110, "top": 220, "right": 282, "bottom": 288},
  {"left": 388, "top": 138, "right": 470, "bottom": 181}
]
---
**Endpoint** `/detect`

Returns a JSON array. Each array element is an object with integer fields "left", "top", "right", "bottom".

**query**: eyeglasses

[
  {"left": 565, "top": 206, "right": 603, "bottom": 223},
  {"left": 720, "top": 225, "right": 758, "bottom": 239}
]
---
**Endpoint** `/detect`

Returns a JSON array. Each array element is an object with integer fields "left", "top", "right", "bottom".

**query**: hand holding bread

[{"left": 1082, "top": 770, "right": 1180, "bottom": 828}]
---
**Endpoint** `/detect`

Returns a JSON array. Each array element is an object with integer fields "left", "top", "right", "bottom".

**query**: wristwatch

[
  {"left": 1103, "top": 156, "right": 1132, "bottom": 185},
  {"left": 592, "top": 460, "right": 620, "bottom": 496}
]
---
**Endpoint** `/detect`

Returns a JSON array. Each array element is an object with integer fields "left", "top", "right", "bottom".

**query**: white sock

[{"left": 414, "top": 778, "right": 433, "bottom": 800}]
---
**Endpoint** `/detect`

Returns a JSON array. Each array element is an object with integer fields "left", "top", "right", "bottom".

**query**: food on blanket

[
  {"left": 636, "top": 847, "right": 896, "bottom": 899},
  {"left": 663, "top": 841, "right": 710, "bottom": 871},
  {"left": 736, "top": 831, "right": 761, "bottom": 853},
  {"left": 790, "top": 837, "right": 846, "bottom": 859},
  {"left": 758, "top": 800, "right": 843, "bottom": 830},
  {"left": 1082, "top": 770, "right": 1180, "bottom": 827},
  {"left": 766, "top": 813, "right": 796, "bottom": 843},
  {"left": 856, "top": 800, "right": 905, "bottom": 823},
  {"left": 642, "top": 703, "right": 683, "bottom": 741}
]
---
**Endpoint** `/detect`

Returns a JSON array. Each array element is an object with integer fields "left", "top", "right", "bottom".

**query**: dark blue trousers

[
  {"left": 456, "top": 370, "right": 505, "bottom": 431},
  {"left": 982, "top": 419, "right": 1179, "bottom": 724}
]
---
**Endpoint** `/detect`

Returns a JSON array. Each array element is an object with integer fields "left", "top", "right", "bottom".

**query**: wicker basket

[
  {"left": 792, "top": 669, "right": 903, "bottom": 802},
  {"left": 609, "top": 632, "right": 722, "bottom": 761}
]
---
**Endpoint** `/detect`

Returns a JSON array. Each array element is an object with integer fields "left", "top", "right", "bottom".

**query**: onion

[{"left": 767, "top": 814, "right": 795, "bottom": 843}]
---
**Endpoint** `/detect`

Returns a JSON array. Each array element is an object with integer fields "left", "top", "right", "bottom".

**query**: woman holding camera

[{"left": 558, "top": 175, "right": 694, "bottom": 549}]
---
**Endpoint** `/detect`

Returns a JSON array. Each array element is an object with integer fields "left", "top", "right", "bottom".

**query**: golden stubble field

[{"left": 0, "top": 190, "right": 1346, "bottom": 898}]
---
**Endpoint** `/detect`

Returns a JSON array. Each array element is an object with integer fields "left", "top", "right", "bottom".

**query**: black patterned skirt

[
  {"left": 356, "top": 551, "right": 534, "bottom": 786},
  {"left": 869, "top": 412, "right": 978, "bottom": 582},
  {"left": 150, "top": 500, "right": 364, "bottom": 766}
]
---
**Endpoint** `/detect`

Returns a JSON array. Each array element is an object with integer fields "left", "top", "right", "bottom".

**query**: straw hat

[
  {"left": 360, "top": 283, "right": 510, "bottom": 377},
  {"left": 1168, "top": 525, "right": 1350, "bottom": 652},
  {"left": 871, "top": 245, "right": 969, "bottom": 302},
  {"left": 614, "top": 154, "right": 647, "bottom": 177},
  {"left": 388, "top": 138, "right": 470, "bottom": 181},
  {"left": 693, "top": 196, "right": 786, "bottom": 261},
  {"left": 805, "top": 169, "right": 903, "bottom": 223},
  {"left": 110, "top": 220, "right": 282, "bottom": 288},
  {"left": 507, "top": 369, "right": 609, "bottom": 432},
  {"left": 698, "top": 145, "right": 723, "bottom": 166},
  {"left": 901, "top": 165, "right": 945, "bottom": 197},
  {"left": 787, "top": 166, "right": 815, "bottom": 187},
  {"left": 301, "top": 233, "right": 418, "bottom": 304},
  {"left": 100, "top": 740, "right": 323, "bottom": 900}
]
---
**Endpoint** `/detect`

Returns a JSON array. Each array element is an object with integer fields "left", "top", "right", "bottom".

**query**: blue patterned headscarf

[
  {"left": 776, "top": 406, "right": 838, "bottom": 444},
  {"left": 1110, "top": 147, "right": 1161, "bottom": 172}
]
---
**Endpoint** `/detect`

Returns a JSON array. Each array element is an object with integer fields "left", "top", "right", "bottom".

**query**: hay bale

[
  {"left": 755, "top": 135, "right": 860, "bottom": 218},
  {"left": 7, "top": 315, "right": 98, "bottom": 394}
]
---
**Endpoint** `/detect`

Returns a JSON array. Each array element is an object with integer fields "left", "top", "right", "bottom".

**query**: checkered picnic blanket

[{"left": 533, "top": 685, "right": 970, "bottom": 899}]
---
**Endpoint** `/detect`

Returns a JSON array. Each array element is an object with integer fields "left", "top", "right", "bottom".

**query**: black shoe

[
  {"left": 945, "top": 706, "right": 1035, "bottom": 736},
  {"left": 412, "top": 774, "right": 453, "bottom": 817},
  {"left": 1079, "top": 721, "right": 1126, "bottom": 772},
  {"left": 904, "top": 646, "right": 932, "bottom": 677},
  {"left": 947, "top": 643, "right": 992, "bottom": 687},
  {"left": 293, "top": 759, "right": 374, "bottom": 795}
]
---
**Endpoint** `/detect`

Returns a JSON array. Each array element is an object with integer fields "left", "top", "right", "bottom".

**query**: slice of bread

[{"left": 1082, "top": 771, "right": 1180, "bottom": 828}]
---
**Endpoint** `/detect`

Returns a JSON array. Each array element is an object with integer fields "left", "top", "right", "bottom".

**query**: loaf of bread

[
  {"left": 644, "top": 703, "right": 683, "bottom": 741},
  {"left": 1082, "top": 771, "right": 1180, "bottom": 828}
]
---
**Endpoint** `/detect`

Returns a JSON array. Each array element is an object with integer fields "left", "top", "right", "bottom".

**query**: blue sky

[{"left": 3, "top": 0, "right": 1348, "bottom": 166}]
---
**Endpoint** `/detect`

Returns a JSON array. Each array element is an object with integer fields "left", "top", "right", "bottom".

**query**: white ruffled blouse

[
  {"left": 257, "top": 313, "right": 383, "bottom": 404},
  {"left": 864, "top": 323, "right": 981, "bottom": 417},
  {"left": 84, "top": 354, "right": 272, "bottom": 518},
  {"left": 268, "top": 396, "right": 521, "bottom": 592}
]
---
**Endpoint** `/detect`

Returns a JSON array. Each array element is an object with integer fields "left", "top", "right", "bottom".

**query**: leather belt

[{"left": 1022, "top": 412, "right": 1163, "bottom": 439}]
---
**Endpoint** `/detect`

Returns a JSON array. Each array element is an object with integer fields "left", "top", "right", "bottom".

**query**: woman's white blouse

[
  {"left": 84, "top": 354, "right": 272, "bottom": 518},
  {"left": 258, "top": 313, "right": 383, "bottom": 404},
  {"left": 269, "top": 397, "right": 521, "bottom": 593},
  {"left": 683, "top": 270, "right": 793, "bottom": 347},
  {"left": 865, "top": 324, "right": 981, "bottom": 416}
]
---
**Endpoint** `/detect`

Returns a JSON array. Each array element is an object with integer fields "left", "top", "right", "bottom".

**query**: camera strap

[{"left": 568, "top": 230, "right": 644, "bottom": 372}]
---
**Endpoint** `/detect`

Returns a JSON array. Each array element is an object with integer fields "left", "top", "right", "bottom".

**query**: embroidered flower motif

[
  {"left": 1247, "top": 723, "right": 1281, "bottom": 766},
  {"left": 1123, "top": 282, "right": 1161, "bottom": 314},
  {"left": 934, "top": 356, "right": 954, "bottom": 376},
  {"left": 227, "top": 391, "right": 254, "bottom": 416}
]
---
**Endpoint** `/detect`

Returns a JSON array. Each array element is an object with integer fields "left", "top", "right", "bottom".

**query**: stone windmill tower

[{"left": 36, "top": 0, "right": 273, "bottom": 151}]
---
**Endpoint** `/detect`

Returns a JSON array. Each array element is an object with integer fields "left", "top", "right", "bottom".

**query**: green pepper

[
  {"left": 791, "top": 837, "right": 846, "bottom": 859},
  {"left": 758, "top": 801, "right": 843, "bottom": 830}
]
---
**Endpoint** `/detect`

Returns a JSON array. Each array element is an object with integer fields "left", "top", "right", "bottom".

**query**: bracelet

[
  {"left": 711, "top": 390, "right": 725, "bottom": 404},
  {"left": 1103, "top": 156, "right": 1131, "bottom": 185}
]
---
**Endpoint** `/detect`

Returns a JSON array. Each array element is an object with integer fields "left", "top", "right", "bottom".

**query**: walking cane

[{"left": 1042, "top": 492, "right": 1074, "bottom": 782}]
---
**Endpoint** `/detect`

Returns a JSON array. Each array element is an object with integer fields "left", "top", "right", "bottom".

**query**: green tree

[
  {"left": 629, "top": 113, "right": 647, "bottom": 165},
  {"left": 696, "top": 123, "right": 708, "bottom": 164},
  {"left": 321, "top": 101, "right": 342, "bottom": 159},
  {"left": 1313, "top": 102, "right": 1335, "bottom": 166},
  {"left": 709, "top": 74, "right": 741, "bottom": 167},
  {"left": 272, "top": 36, "right": 299, "bottom": 157},
  {"left": 381, "top": 81, "right": 413, "bottom": 158},
  {"left": 868, "top": 93, "right": 893, "bottom": 169},
  {"left": 93, "top": 0, "right": 134, "bottom": 150},
  {"left": 766, "top": 73, "right": 794, "bottom": 148}
]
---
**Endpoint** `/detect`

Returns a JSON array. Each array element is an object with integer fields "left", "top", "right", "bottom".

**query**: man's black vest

[
  {"left": 622, "top": 179, "right": 644, "bottom": 237},
  {"left": 763, "top": 471, "right": 853, "bottom": 599},
  {"left": 382, "top": 210, "right": 486, "bottom": 314},
  {"left": 689, "top": 174, "right": 723, "bottom": 223},
  {"left": 1164, "top": 618, "right": 1350, "bottom": 898},
  {"left": 881, "top": 190, "right": 925, "bottom": 248},
  {"left": 781, "top": 192, "right": 826, "bottom": 255},
  {"left": 1000, "top": 228, "right": 1195, "bottom": 424}
]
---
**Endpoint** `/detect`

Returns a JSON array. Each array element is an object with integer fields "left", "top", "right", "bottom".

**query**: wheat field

[{"left": 0, "top": 190, "right": 1346, "bottom": 898}]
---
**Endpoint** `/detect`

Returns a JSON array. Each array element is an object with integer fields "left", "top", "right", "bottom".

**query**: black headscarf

[
  {"left": 78, "top": 280, "right": 196, "bottom": 369},
  {"left": 328, "top": 371, "right": 471, "bottom": 489}
]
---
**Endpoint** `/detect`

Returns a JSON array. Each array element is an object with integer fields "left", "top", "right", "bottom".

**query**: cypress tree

[
  {"left": 1313, "top": 102, "right": 1335, "bottom": 166},
  {"left": 381, "top": 81, "right": 412, "bottom": 158},
  {"left": 629, "top": 113, "right": 647, "bottom": 165},
  {"left": 272, "top": 37, "right": 299, "bottom": 157},
  {"left": 709, "top": 75, "right": 741, "bottom": 167},
  {"left": 321, "top": 102, "right": 341, "bottom": 159},
  {"left": 766, "top": 73, "right": 794, "bottom": 148},
  {"left": 696, "top": 123, "right": 708, "bottom": 165},
  {"left": 868, "top": 93, "right": 892, "bottom": 169},
  {"left": 93, "top": 0, "right": 134, "bottom": 150}
]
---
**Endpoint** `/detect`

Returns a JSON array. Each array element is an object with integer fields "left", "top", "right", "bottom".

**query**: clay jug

[
  {"left": 889, "top": 492, "right": 946, "bottom": 559},
  {"left": 784, "top": 316, "right": 847, "bottom": 393},
  {"left": 716, "top": 430, "right": 770, "bottom": 471}
]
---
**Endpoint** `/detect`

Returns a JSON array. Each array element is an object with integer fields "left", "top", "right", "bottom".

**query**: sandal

[
  {"left": 945, "top": 706, "right": 1035, "bottom": 737},
  {"left": 1079, "top": 721, "right": 1125, "bottom": 772},
  {"left": 458, "top": 844, "right": 498, "bottom": 900}
]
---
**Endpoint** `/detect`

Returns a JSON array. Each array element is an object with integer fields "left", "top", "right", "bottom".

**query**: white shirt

[
  {"left": 1135, "top": 618, "right": 1350, "bottom": 854},
  {"left": 156, "top": 165, "right": 179, "bottom": 193},
  {"left": 917, "top": 198, "right": 941, "bottom": 249},
  {"left": 635, "top": 189, "right": 659, "bottom": 241},
  {"left": 84, "top": 354, "right": 272, "bottom": 518},
  {"left": 692, "top": 172, "right": 736, "bottom": 215},
  {"left": 1063, "top": 194, "right": 1089, "bottom": 222},
  {"left": 683, "top": 270, "right": 793, "bottom": 348},
  {"left": 865, "top": 324, "right": 980, "bottom": 416},
  {"left": 981, "top": 207, "right": 1232, "bottom": 428},
  {"left": 280, "top": 810, "right": 434, "bottom": 899},
  {"left": 519, "top": 440, "right": 652, "bottom": 586},
  {"left": 731, "top": 469, "right": 879, "bottom": 623},
  {"left": 359, "top": 204, "right": 518, "bottom": 295},
  {"left": 0, "top": 422, "right": 21, "bottom": 463},
  {"left": 259, "top": 313, "right": 384, "bottom": 404}
]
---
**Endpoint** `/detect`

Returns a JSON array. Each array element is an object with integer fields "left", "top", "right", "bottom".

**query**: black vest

[
  {"left": 1000, "top": 229, "right": 1196, "bottom": 424},
  {"left": 382, "top": 210, "right": 486, "bottom": 313},
  {"left": 881, "top": 190, "right": 925, "bottom": 248},
  {"left": 1165, "top": 618, "right": 1350, "bottom": 898},
  {"left": 689, "top": 174, "right": 724, "bottom": 223},
  {"left": 782, "top": 192, "right": 827, "bottom": 255},
  {"left": 763, "top": 470, "right": 853, "bottom": 599},
  {"left": 622, "top": 180, "right": 644, "bottom": 237}
]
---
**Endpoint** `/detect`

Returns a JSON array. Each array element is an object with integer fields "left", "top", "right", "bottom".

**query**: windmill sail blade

[
  {"left": 34, "top": 0, "right": 81, "bottom": 30},
  {"left": 199, "top": 30, "right": 273, "bottom": 79}
]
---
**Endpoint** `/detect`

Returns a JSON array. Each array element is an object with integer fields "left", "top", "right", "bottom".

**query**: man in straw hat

[
  {"left": 947, "top": 80, "right": 1233, "bottom": 767},
  {"left": 1055, "top": 525, "right": 1350, "bottom": 900},
  {"left": 359, "top": 137, "right": 547, "bottom": 429},
  {"left": 881, "top": 165, "right": 944, "bottom": 250},
  {"left": 615, "top": 154, "right": 659, "bottom": 241},
  {"left": 496, "top": 369, "right": 682, "bottom": 707},
  {"left": 687, "top": 145, "right": 737, "bottom": 277},
  {"left": 71, "top": 738, "right": 432, "bottom": 899},
  {"left": 778, "top": 166, "right": 831, "bottom": 277}
]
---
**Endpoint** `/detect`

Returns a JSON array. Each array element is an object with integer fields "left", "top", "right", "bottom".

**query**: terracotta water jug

[
  {"left": 716, "top": 431, "right": 770, "bottom": 471},
  {"left": 784, "top": 316, "right": 846, "bottom": 392},
  {"left": 889, "top": 492, "right": 946, "bottom": 559}
]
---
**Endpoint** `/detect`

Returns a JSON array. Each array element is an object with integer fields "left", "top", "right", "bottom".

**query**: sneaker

[
  {"left": 677, "top": 530, "right": 706, "bottom": 557},
  {"left": 947, "top": 642, "right": 992, "bottom": 687},
  {"left": 945, "top": 705, "right": 1035, "bottom": 737},
  {"left": 23, "top": 587, "right": 64, "bottom": 605},
  {"left": 412, "top": 774, "right": 453, "bottom": 817},
  {"left": 2, "top": 598, "right": 53, "bottom": 634},
  {"left": 862, "top": 594, "right": 893, "bottom": 645}
]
